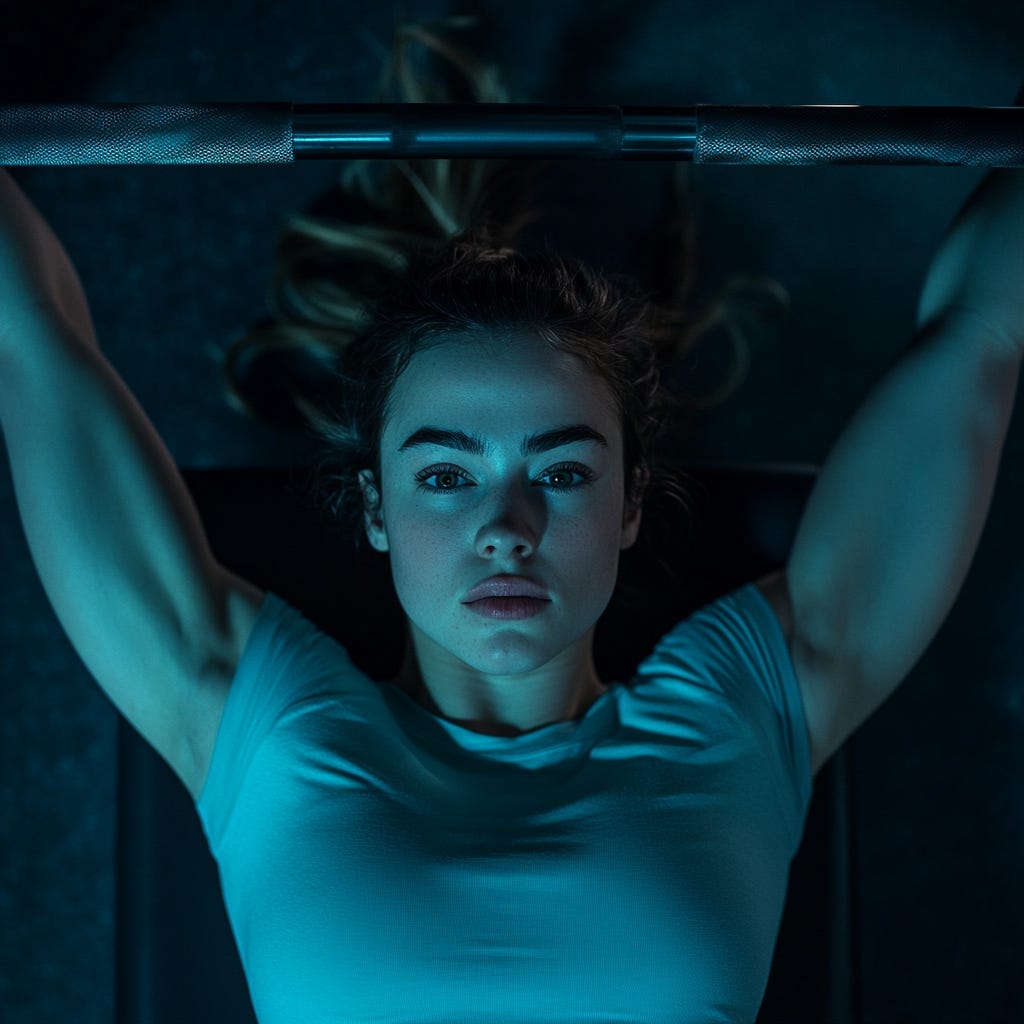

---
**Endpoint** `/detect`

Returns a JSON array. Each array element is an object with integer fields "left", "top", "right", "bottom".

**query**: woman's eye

[{"left": 413, "top": 463, "right": 594, "bottom": 495}]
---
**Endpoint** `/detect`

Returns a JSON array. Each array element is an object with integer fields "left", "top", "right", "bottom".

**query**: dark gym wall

[{"left": 1, "top": 2, "right": 1022, "bottom": 1022}]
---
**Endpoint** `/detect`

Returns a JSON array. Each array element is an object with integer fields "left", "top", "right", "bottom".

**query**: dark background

[{"left": 1, "top": 1, "right": 1023, "bottom": 1021}]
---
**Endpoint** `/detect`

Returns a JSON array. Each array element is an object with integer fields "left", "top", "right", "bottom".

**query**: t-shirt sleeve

[
  {"left": 195, "top": 590, "right": 362, "bottom": 852},
  {"left": 633, "top": 581, "right": 813, "bottom": 839}
]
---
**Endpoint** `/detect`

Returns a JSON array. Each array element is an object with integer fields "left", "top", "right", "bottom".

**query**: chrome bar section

[{"left": 292, "top": 103, "right": 698, "bottom": 160}]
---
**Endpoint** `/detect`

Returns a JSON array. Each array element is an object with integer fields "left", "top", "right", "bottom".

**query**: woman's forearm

[{"left": 0, "top": 168, "right": 97, "bottom": 350}]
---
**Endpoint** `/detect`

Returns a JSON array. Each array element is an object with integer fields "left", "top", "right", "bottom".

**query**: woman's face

[{"left": 358, "top": 330, "right": 645, "bottom": 732}]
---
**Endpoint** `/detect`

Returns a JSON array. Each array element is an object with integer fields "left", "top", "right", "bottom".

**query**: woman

[{"left": 187, "top": 16, "right": 807, "bottom": 1023}]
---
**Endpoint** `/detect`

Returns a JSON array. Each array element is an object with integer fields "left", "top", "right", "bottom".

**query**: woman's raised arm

[{"left": 0, "top": 171, "right": 264, "bottom": 801}]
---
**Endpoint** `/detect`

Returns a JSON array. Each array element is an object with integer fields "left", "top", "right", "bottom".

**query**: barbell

[{"left": 1, "top": 102, "right": 1023, "bottom": 167}]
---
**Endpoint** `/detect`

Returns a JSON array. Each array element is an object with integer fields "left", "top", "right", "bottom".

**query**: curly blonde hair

[{"left": 216, "top": 13, "right": 790, "bottom": 596}]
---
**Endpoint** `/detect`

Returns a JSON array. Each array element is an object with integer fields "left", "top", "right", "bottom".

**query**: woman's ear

[
  {"left": 632, "top": 464, "right": 651, "bottom": 505},
  {"left": 621, "top": 464, "right": 649, "bottom": 551},
  {"left": 358, "top": 470, "right": 389, "bottom": 553}
]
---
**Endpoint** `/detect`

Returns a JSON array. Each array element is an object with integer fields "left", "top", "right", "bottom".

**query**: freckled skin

[{"left": 358, "top": 329, "right": 646, "bottom": 737}]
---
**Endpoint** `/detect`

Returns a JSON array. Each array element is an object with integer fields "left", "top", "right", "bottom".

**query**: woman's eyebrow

[{"left": 397, "top": 424, "right": 608, "bottom": 458}]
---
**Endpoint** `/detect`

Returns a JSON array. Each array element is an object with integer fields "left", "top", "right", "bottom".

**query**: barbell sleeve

[{"left": 0, "top": 102, "right": 1022, "bottom": 167}]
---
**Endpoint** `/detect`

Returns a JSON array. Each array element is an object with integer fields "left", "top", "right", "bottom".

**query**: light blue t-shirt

[{"left": 196, "top": 583, "right": 812, "bottom": 1024}]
